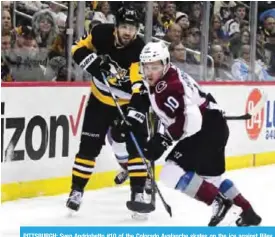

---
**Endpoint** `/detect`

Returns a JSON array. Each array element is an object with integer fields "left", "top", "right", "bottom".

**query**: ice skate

[
  {"left": 236, "top": 207, "right": 262, "bottom": 226},
  {"left": 66, "top": 190, "right": 83, "bottom": 212},
  {"left": 114, "top": 169, "right": 129, "bottom": 185},
  {"left": 126, "top": 192, "right": 155, "bottom": 214},
  {"left": 208, "top": 193, "right": 233, "bottom": 226},
  {"left": 126, "top": 192, "right": 153, "bottom": 220}
]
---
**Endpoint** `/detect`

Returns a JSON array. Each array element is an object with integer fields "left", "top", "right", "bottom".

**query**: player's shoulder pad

[
  {"left": 91, "top": 24, "right": 115, "bottom": 49},
  {"left": 155, "top": 67, "right": 184, "bottom": 97}
]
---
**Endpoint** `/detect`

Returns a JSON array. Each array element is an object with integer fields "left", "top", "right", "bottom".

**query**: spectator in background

[
  {"left": 209, "top": 14, "right": 228, "bottom": 43},
  {"left": 2, "top": 1, "right": 11, "bottom": 11},
  {"left": 48, "top": 1, "right": 63, "bottom": 15},
  {"left": 1, "top": 31, "right": 13, "bottom": 82},
  {"left": 235, "top": 4, "right": 247, "bottom": 21},
  {"left": 186, "top": 24, "right": 201, "bottom": 50},
  {"left": 92, "top": 1, "right": 116, "bottom": 24},
  {"left": 256, "top": 27, "right": 267, "bottom": 63},
  {"left": 163, "top": 23, "right": 182, "bottom": 43},
  {"left": 175, "top": 12, "right": 189, "bottom": 43},
  {"left": 161, "top": 2, "right": 176, "bottom": 31},
  {"left": 55, "top": 12, "right": 67, "bottom": 34},
  {"left": 230, "top": 29, "right": 250, "bottom": 59},
  {"left": 183, "top": 24, "right": 201, "bottom": 66},
  {"left": 170, "top": 41, "right": 186, "bottom": 63},
  {"left": 241, "top": 29, "right": 250, "bottom": 44},
  {"left": 265, "top": 32, "right": 275, "bottom": 77},
  {"left": 164, "top": 2, "right": 177, "bottom": 20},
  {"left": 32, "top": 9, "right": 59, "bottom": 48},
  {"left": 169, "top": 41, "right": 201, "bottom": 81},
  {"left": 10, "top": 23, "right": 31, "bottom": 48},
  {"left": 17, "top": 1, "right": 48, "bottom": 15},
  {"left": 2, "top": 32, "right": 11, "bottom": 51},
  {"left": 152, "top": 2, "right": 165, "bottom": 38},
  {"left": 262, "top": 16, "right": 275, "bottom": 41},
  {"left": 2, "top": 10, "right": 12, "bottom": 34},
  {"left": 214, "top": 1, "right": 236, "bottom": 18},
  {"left": 223, "top": 4, "right": 247, "bottom": 41},
  {"left": 3, "top": 24, "right": 48, "bottom": 81},
  {"left": 231, "top": 44, "right": 269, "bottom": 81},
  {"left": 240, "top": 20, "right": 249, "bottom": 32},
  {"left": 210, "top": 44, "right": 233, "bottom": 81},
  {"left": 189, "top": 2, "right": 202, "bottom": 25}
]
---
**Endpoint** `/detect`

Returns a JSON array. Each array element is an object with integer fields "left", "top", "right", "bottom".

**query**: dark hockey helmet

[{"left": 116, "top": 7, "right": 139, "bottom": 27}]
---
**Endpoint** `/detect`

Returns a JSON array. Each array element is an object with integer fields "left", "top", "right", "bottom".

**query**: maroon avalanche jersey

[{"left": 145, "top": 64, "right": 211, "bottom": 140}]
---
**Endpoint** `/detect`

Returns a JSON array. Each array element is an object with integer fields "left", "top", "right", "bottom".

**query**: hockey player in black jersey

[{"left": 66, "top": 7, "right": 151, "bottom": 217}]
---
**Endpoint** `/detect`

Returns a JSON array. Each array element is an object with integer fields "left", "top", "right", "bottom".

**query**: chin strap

[{"left": 161, "top": 63, "right": 170, "bottom": 78}]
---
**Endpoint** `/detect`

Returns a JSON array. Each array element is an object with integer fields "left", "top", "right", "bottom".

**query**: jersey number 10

[{"left": 164, "top": 96, "right": 179, "bottom": 113}]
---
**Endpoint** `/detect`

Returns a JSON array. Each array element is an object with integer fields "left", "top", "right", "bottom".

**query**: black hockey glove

[
  {"left": 116, "top": 109, "right": 146, "bottom": 135},
  {"left": 144, "top": 133, "right": 172, "bottom": 161},
  {"left": 76, "top": 51, "right": 112, "bottom": 79}
]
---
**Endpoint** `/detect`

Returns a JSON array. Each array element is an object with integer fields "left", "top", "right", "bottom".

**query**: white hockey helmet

[{"left": 140, "top": 41, "right": 170, "bottom": 76}]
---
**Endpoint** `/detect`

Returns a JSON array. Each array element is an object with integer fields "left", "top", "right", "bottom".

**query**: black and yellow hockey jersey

[{"left": 72, "top": 24, "right": 145, "bottom": 106}]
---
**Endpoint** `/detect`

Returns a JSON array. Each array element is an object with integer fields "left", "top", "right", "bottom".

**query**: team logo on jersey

[
  {"left": 102, "top": 55, "right": 128, "bottom": 82},
  {"left": 155, "top": 81, "right": 167, "bottom": 94}
]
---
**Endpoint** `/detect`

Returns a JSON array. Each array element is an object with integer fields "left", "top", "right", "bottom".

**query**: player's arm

[
  {"left": 163, "top": 88, "right": 202, "bottom": 141},
  {"left": 126, "top": 62, "right": 150, "bottom": 124},
  {"left": 71, "top": 29, "right": 106, "bottom": 78}
]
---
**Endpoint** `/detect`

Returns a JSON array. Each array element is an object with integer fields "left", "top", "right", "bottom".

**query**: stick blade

[{"left": 166, "top": 204, "right": 172, "bottom": 217}]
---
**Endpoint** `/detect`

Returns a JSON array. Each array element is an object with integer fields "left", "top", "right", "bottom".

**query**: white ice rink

[{"left": 1, "top": 165, "right": 275, "bottom": 237}]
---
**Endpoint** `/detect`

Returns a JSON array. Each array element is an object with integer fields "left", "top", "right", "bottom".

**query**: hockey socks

[
  {"left": 72, "top": 156, "right": 96, "bottom": 191},
  {"left": 175, "top": 172, "right": 220, "bottom": 205},
  {"left": 128, "top": 157, "right": 147, "bottom": 185},
  {"left": 127, "top": 157, "right": 153, "bottom": 213},
  {"left": 219, "top": 179, "right": 252, "bottom": 211}
]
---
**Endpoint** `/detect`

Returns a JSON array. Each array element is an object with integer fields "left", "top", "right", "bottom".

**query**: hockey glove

[
  {"left": 144, "top": 133, "right": 172, "bottom": 161},
  {"left": 117, "top": 109, "right": 146, "bottom": 134},
  {"left": 75, "top": 51, "right": 112, "bottom": 79}
]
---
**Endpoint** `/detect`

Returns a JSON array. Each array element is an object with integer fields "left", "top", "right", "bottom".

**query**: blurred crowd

[{"left": 1, "top": 1, "right": 275, "bottom": 82}]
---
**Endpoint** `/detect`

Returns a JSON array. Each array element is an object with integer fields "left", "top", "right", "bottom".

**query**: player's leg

[
  {"left": 196, "top": 111, "right": 261, "bottom": 225},
  {"left": 162, "top": 139, "right": 232, "bottom": 226},
  {"left": 200, "top": 152, "right": 262, "bottom": 226},
  {"left": 203, "top": 175, "right": 262, "bottom": 226},
  {"left": 107, "top": 126, "right": 129, "bottom": 185},
  {"left": 196, "top": 110, "right": 262, "bottom": 226},
  {"left": 125, "top": 121, "right": 151, "bottom": 214},
  {"left": 66, "top": 95, "right": 116, "bottom": 211},
  {"left": 107, "top": 125, "right": 153, "bottom": 196}
]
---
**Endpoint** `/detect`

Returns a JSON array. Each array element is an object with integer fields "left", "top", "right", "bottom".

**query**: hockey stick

[
  {"left": 102, "top": 73, "right": 172, "bottom": 217},
  {"left": 225, "top": 92, "right": 267, "bottom": 120},
  {"left": 145, "top": 110, "right": 156, "bottom": 206}
]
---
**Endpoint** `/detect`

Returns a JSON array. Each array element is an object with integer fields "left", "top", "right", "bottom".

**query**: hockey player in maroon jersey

[{"left": 138, "top": 41, "right": 262, "bottom": 226}]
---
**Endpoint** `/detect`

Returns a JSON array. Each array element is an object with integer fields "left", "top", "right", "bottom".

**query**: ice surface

[{"left": 1, "top": 165, "right": 275, "bottom": 237}]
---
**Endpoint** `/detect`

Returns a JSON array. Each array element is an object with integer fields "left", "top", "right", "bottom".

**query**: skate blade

[
  {"left": 66, "top": 208, "right": 78, "bottom": 217},
  {"left": 66, "top": 202, "right": 81, "bottom": 217},
  {"left": 126, "top": 201, "right": 155, "bottom": 213},
  {"left": 131, "top": 212, "right": 149, "bottom": 221}
]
